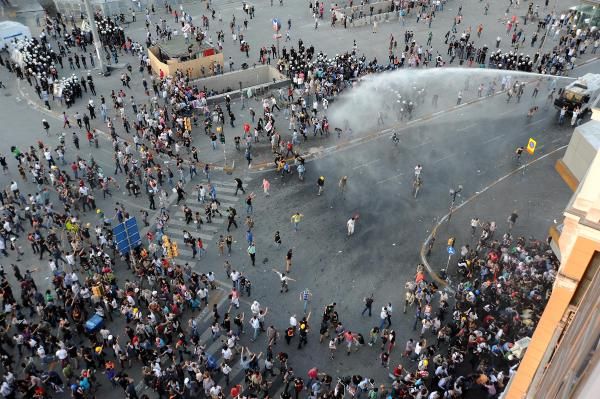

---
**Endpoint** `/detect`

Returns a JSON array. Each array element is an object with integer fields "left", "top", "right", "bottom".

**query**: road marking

[
  {"left": 376, "top": 173, "right": 403, "bottom": 184},
  {"left": 526, "top": 116, "right": 549, "bottom": 126},
  {"left": 481, "top": 135, "right": 504, "bottom": 145},
  {"left": 432, "top": 153, "right": 454, "bottom": 164},
  {"left": 457, "top": 123, "right": 477, "bottom": 132},
  {"left": 419, "top": 144, "right": 568, "bottom": 292},
  {"left": 114, "top": 197, "right": 148, "bottom": 211},
  {"left": 407, "top": 139, "right": 433, "bottom": 150},
  {"left": 352, "top": 159, "right": 380, "bottom": 169}
]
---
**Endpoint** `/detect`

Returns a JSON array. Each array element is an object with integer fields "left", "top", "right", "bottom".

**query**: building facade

[{"left": 504, "top": 101, "right": 600, "bottom": 398}]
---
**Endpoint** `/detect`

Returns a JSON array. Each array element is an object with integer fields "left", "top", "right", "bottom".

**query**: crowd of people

[{"left": 0, "top": 0, "right": 594, "bottom": 398}]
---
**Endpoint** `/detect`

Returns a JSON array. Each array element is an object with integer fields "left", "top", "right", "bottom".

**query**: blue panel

[
  {"left": 114, "top": 218, "right": 141, "bottom": 254},
  {"left": 115, "top": 231, "right": 128, "bottom": 242},
  {"left": 125, "top": 217, "right": 138, "bottom": 229},
  {"left": 129, "top": 232, "right": 141, "bottom": 246},
  {"left": 113, "top": 223, "right": 125, "bottom": 235},
  {"left": 117, "top": 241, "right": 130, "bottom": 254}
]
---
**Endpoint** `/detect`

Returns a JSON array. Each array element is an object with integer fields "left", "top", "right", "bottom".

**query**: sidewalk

[
  {"left": 12, "top": 0, "right": 600, "bottom": 176},
  {"left": 420, "top": 144, "right": 572, "bottom": 290}
]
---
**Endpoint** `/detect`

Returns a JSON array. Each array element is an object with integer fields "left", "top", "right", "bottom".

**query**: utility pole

[
  {"left": 82, "top": 0, "right": 106, "bottom": 75},
  {"left": 52, "top": 0, "right": 61, "bottom": 15},
  {"left": 239, "top": 81, "right": 245, "bottom": 110},
  {"left": 447, "top": 185, "right": 463, "bottom": 222}
]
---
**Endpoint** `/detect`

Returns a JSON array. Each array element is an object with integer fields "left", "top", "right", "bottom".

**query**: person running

[
  {"left": 285, "top": 249, "right": 293, "bottom": 273},
  {"left": 362, "top": 294, "right": 374, "bottom": 317},
  {"left": 248, "top": 242, "right": 256, "bottom": 265},
  {"left": 42, "top": 119, "right": 50, "bottom": 135},
  {"left": 290, "top": 212, "right": 304, "bottom": 232},
  {"left": 274, "top": 231, "right": 282, "bottom": 247},
  {"left": 300, "top": 288, "right": 312, "bottom": 314},
  {"left": 234, "top": 177, "right": 245, "bottom": 195},
  {"left": 515, "top": 146, "right": 524, "bottom": 163},
  {"left": 414, "top": 164, "right": 423, "bottom": 179},
  {"left": 507, "top": 210, "right": 519, "bottom": 231},
  {"left": 328, "top": 337, "right": 337, "bottom": 359},
  {"left": 347, "top": 217, "right": 356, "bottom": 237},
  {"left": 317, "top": 176, "right": 325, "bottom": 195},
  {"left": 527, "top": 106, "right": 538, "bottom": 118},
  {"left": 413, "top": 176, "right": 423, "bottom": 199},
  {"left": 338, "top": 176, "right": 348, "bottom": 199}
]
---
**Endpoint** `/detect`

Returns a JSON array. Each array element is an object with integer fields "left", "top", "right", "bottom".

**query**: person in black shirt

[{"left": 234, "top": 178, "right": 245, "bottom": 195}]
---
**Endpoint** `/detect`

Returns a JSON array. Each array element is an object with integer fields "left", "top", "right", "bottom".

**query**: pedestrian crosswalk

[
  {"left": 136, "top": 285, "right": 287, "bottom": 397},
  {"left": 190, "top": 291, "right": 286, "bottom": 396},
  {"left": 163, "top": 176, "right": 252, "bottom": 269},
  {"left": 154, "top": 175, "right": 291, "bottom": 397}
]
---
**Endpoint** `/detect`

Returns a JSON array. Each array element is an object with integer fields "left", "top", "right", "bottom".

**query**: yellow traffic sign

[{"left": 527, "top": 138, "right": 537, "bottom": 155}]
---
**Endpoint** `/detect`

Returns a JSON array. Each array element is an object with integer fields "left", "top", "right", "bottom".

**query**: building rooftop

[{"left": 156, "top": 37, "right": 216, "bottom": 59}]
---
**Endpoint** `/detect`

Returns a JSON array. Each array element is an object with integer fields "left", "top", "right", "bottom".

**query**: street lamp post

[
  {"left": 272, "top": 17, "right": 281, "bottom": 58},
  {"left": 447, "top": 185, "right": 463, "bottom": 222},
  {"left": 239, "top": 81, "right": 245, "bottom": 110},
  {"left": 82, "top": 0, "right": 106, "bottom": 75}
]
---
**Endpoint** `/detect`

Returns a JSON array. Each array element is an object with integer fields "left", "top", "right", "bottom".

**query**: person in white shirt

[
  {"left": 230, "top": 270, "right": 241, "bottom": 291},
  {"left": 251, "top": 300, "right": 261, "bottom": 316},
  {"left": 221, "top": 362, "right": 232, "bottom": 385},
  {"left": 289, "top": 314, "right": 298, "bottom": 330},
  {"left": 10, "top": 181, "right": 19, "bottom": 198},
  {"left": 65, "top": 252, "right": 75, "bottom": 269},
  {"left": 221, "top": 346, "right": 233, "bottom": 362},
  {"left": 198, "top": 185, "right": 206, "bottom": 203},
  {"left": 414, "top": 164, "right": 422, "bottom": 178},
  {"left": 347, "top": 217, "right": 356, "bottom": 237},
  {"left": 250, "top": 316, "right": 261, "bottom": 342},
  {"left": 56, "top": 347, "right": 68, "bottom": 362},
  {"left": 0, "top": 380, "right": 14, "bottom": 397},
  {"left": 36, "top": 345, "right": 46, "bottom": 361}
]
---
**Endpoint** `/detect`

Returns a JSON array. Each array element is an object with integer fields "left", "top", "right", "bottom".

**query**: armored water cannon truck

[{"left": 554, "top": 73, "right": 600, "bottom": 115}]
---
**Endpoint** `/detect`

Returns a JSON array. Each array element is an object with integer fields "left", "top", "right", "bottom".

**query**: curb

[
  {"left": 15, "top": 78, "right": 226, "bottom": 171},
  {"left": 247, "top": 56, "right": 599, "bottom": 173},
  {"left": 419, "top": 145, "right": 568, "bottom": 291},
  {"left": 17, "top": 57, "right": 598, "bottom": 175},
  {"left": 417, "top": 57, "right": 599, "bottom": 286}
]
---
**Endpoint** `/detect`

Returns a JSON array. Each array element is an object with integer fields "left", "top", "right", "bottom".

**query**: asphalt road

[
  {"left": 0, "top": 48, "right": 596, "bottom": 399},
  {"left": 227, "top": 58, "right": 599, "bottom": 383},
  {"left": 0, "top": 0, "right": 596, "bottom": 397}
]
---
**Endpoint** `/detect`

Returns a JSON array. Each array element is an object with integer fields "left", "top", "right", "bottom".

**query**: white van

[{"left": 0, "top": 21, "right": 32, "bottom": 49}]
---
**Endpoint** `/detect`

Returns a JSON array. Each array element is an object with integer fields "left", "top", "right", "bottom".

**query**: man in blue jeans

[
  {"left": 362, "top": 295, "right": 374, "bottom": 317},
  {"left": 300, "top": 288, "right": 312, "bottom": 314},
  {"left": 379, "top": 306, "right": 388, "bottom": 330}
]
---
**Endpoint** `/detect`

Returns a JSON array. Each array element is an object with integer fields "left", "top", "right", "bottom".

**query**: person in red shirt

[
  {"left": 391, "top": 363, "right": 404, "bottom": 380},
  {"left": 70, "top": 162, "right": 79, "bottom": 179},
  {"left": 307, "top": 367, "right": 318, "bottom": 387},
  {"left": 197, "top": 238, "right": 205, "bottom": 257},
  {"left": 230, "top": 384, "right": 242, "bottom": 398}
]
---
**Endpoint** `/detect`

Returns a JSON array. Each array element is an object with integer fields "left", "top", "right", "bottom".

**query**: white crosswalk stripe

[
  {"left": 162, "top": 176, "right": 251, "bottom": 263},
  {"left": 146, "top": 272, "right": 287, "bottom": 397}
]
